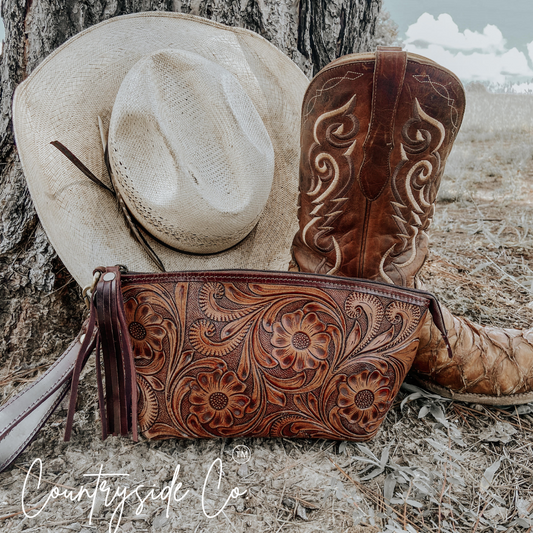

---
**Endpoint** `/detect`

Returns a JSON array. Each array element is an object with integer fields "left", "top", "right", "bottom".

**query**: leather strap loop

[{"left": 64, "top": 297, "right": 99, "bottom": 441}]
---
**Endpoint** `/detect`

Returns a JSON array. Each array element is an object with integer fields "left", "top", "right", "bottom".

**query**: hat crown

[{"left": 109, "top": 49, "right": 275, "bottom": 254}]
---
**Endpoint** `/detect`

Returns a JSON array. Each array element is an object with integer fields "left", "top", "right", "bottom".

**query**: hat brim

[{"left": 13, "top": 12, "right": 308, "bottom": 287}]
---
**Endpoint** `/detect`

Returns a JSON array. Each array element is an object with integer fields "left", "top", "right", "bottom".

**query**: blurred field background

[{"left": 426, "top": 88, "right": 533, "bottom": 330}]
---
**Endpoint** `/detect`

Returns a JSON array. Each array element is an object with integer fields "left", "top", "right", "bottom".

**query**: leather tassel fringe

[{"left": 65, "top": 266, "right": 138, "bottom": 442}]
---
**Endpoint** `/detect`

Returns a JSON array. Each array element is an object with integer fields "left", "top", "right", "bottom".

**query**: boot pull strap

[{"left": 358, "top": 46, "right": 407, "bottom": 200}]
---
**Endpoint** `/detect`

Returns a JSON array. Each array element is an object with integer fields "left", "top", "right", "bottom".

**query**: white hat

[{"left": 13, "top": 12, "right": 308, "bottom": 287}]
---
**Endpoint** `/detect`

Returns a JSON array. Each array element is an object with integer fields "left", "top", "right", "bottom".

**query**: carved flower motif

[
  {"left": 124, "top": 300, "right": 167, "bottom": 361},
  {"left": 337, "top": 367, "right": 392, "bottom": 430},
  {"left": 270, "top": 310, "right": 331, "bottom": 371},
  {"left": 189, "top": 369, "right": 250, "bottom": 428}
]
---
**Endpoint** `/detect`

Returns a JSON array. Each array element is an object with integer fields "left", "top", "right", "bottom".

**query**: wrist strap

[{"left": 0, "top": 320, "right": 95, "bottom": 472}]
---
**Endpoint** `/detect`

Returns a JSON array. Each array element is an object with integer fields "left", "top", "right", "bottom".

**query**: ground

[{"left": 1, "top": 89, "right": 533, "bottom": 533}]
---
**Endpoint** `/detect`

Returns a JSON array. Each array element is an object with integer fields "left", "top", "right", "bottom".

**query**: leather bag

[{"left": 0, "top": 266, "right": 450, "bottom": 471}]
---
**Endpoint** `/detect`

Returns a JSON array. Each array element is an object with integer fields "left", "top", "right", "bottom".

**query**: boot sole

[{"left": 409, "top": 375, "right": 533, "bottom": 406}]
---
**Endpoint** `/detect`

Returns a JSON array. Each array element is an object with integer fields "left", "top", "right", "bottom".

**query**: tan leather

[
  {"left": 412, "top": 304, "right": 533, "bottom": 404},
  {"left": 119, "top": 269, "right": 435, "bottom": 440},
  {"left": 292, "top": 47, "right": 465, "bottom": 288},
  {"left": 292, "top": 49, "right": 533, "bottom": 404},
  {"left": 0, "top": 319, "right": 95, "bottom": 471}
]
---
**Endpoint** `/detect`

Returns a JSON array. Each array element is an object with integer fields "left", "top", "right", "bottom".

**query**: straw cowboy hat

[{"left": 13, "top": 12, "right": 308, "bottom": 287}]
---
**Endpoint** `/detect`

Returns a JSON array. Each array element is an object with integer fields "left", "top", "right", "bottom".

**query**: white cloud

[
  {"left": 404, "top": 13, "right": 533, "bottom": 85},
  {"left": 406, "top": 13, "right": 506, "bottom": 53},
  {"left": 510, "top": 81, "right": 533, "bottom": 94}
]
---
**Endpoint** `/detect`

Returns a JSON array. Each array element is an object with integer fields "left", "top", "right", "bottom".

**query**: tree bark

[{"left": 0, "top": 0, "right": 381, "bottom": 394}]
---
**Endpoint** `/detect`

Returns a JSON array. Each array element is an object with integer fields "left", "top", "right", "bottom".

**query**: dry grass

[
  {"left": 429, "top": 91, "right": 533, "bottom": 329},
  {"left": 2, "top": 91, "right": 533, "bottom": 533}
]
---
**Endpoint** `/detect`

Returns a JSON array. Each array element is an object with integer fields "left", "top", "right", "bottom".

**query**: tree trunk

[{"left": 0, "top": 0, "right": 381, "bottom": 393}]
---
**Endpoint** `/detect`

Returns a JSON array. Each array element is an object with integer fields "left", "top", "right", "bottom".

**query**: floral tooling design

[
  {"left": 122, "top": 277, "right": 426, "bottom": 440},
  {"left": 271, "top": 310, "right": 331, "bottom": 371},
  {"left": 189, "top": 369, "right": 250, "bottom": 428},
  {"left": 337, "top": 365, "right": 392, "bottom": 432},
  {"left": 125, "top": 299, "right": 168, "bottom": 361}
]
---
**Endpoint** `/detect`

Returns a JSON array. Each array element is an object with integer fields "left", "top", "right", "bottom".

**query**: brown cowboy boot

[
  {"left": 292, "top": 47, "right": 533, "bottom": 405},
  {"left": 291, "top": 47, "right": 463, "bottom": 287}
]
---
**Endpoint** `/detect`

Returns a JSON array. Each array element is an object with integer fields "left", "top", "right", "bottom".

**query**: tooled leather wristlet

[{"left": 0, "top": 266, "right": 451, "bottom": 472}]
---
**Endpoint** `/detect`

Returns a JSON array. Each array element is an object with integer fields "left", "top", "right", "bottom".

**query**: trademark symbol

[{"left": 231, "top": 445, "right": 251, "bottom": 464}]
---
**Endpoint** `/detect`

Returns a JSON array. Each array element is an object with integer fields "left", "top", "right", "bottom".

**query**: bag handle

[
  {"left": 0, "top": 319, "right": 95, "bottom": 471},
  {"left": 0, "top": 266, "right": 138, "bottom": 472}
]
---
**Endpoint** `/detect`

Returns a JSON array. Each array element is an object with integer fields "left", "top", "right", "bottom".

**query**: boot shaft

[{"left": 292, "top": 47, "right": 465, "bottom": 287}]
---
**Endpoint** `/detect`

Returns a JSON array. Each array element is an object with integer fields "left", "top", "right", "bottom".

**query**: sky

[{"left": 384, "top": 0, "right": 533, "bottom": 88}]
